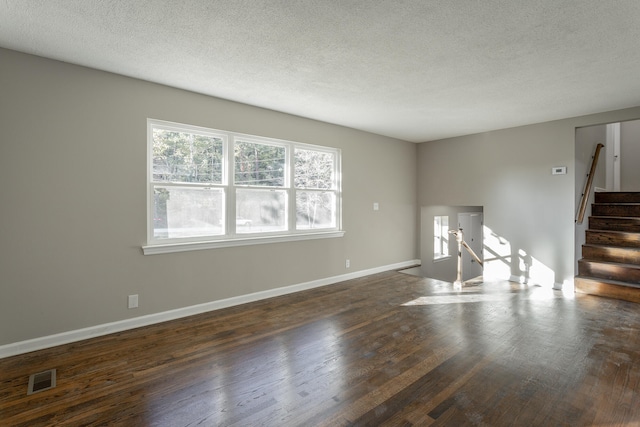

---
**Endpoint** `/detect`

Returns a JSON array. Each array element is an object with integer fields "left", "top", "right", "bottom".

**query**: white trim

[
  {"left": 605, "top": 122, "right": 621, "bottom": 191},
  {"left": 510, "top": 275, "right": 531, "bottom": 285},
  {"left": 147, "top": 118, "right": 343, "bottom": 249},
  {"left": 0, "top": 259, "right": 420, "bottom": 359},
  {"left": 509, "top": 275, "right": 564, "bottom": 290},
  {"left": 143, "top": 230, "right": 346, "bottom": 255}
]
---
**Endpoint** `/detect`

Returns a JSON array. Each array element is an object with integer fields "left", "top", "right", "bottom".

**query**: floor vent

[{"left": 27, "top": 369, "right": 57, "bottom": 395}]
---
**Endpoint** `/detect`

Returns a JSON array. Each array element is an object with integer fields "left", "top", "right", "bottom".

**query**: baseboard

[
  {"left": 0, "top": 259, "right": 420, "bottom": 359},
  {"left": 509, "top": 275, "right": 564, "bottom": 290}
]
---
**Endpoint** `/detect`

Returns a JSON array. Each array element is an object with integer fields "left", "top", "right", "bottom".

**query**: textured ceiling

[{"left": 2, "top": 1, "right": 640, "bottom": 142}]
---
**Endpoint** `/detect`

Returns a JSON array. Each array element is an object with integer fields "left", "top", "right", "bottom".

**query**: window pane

[
  {"left": 236, "top": 189, "right": 287, "bottom": 233},
  {"left": 153, "top": 186, "right": 224, "bottom": 239},
  {"left": 295, "top": 149, "right": 335, "bottom": 189},
  {"left": 434, "top": 215, "right": 449, "bottom": 258},
  {"left": 442, "top": 216, "right": 449, "bottom": 256},
  {"left": 434, "top": 216, "right": 441, "bottom": 254},
  {"left": 296, "top": 191, "right": 335, "bottom": 229},
  {"left": 234, "top": 141, "right": 285, "bottom": 187},
  {"left": 152, "top": 128, "right": 223, "bottom": 184}
]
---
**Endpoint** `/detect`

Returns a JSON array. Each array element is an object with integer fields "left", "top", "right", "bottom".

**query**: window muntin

[
  {"left": 434, "top": 215, "right": 449, "bottom": 259},
  {"left": 147, "top": 119, "right": 341, "bottom": 249}
]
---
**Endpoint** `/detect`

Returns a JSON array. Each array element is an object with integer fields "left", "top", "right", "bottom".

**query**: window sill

[
  {"left": 433, "top": 255, "right": 451, "bottom": 263},
  {"left": 142, "top": 230, "right": 346, "bottom": 255}
]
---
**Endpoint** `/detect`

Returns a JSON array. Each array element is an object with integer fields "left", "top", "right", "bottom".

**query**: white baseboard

[
  {"left": 509, "top": 275, "right": 564, "bottom": 290},
  {"left": 0, "top": 259, "right": 420, "bottom": 359}
]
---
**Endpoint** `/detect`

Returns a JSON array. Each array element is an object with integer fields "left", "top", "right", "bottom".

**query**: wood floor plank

[{"left": 2, "top": 271, "right": 640, "bottom": 426}]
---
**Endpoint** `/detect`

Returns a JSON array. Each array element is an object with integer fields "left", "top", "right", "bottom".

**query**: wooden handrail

[
  {"left": 576, "top": 143, "right": 604, "bottom": 224},
  {"left": 448, "top": 228, "right": 483, "bottom": 287}
]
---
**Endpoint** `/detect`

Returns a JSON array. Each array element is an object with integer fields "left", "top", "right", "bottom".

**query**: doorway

[
  {"left": 458, "top": 212, "right": 484, "bottom": 281},
  {"left": 414, "top": 205, "right": 483, "bottom": 282},
  {"left": 574, "top": 119, "right": 640, "bottom": 274}
]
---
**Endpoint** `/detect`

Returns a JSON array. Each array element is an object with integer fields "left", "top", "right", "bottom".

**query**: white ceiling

[{"left": 2, "top": 1, "right": 640, "bottom": 142}]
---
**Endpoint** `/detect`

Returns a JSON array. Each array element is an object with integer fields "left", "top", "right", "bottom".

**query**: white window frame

[
  {"left": 434, "top": 215, "right": 450, "bottom": 260},
  {"left": 143, "top": 119, "right": 343, "bottom": 255}
]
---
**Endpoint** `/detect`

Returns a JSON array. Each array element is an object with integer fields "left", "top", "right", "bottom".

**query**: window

[
  {"left": 145, "top": 119, "right": 342, "bottom": 254},
  {"left": 295, "top": 148, "right": 337, "bottom": 230},
  {"left": 234, "top": 139, "right": 287, "bottom": 234},
  {"left": 434, "top": 215, "right": 449, "bottom": 259}
]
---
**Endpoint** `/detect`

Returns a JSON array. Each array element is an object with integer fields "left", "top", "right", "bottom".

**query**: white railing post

[
  {"left": 450, "top": 229, "right": 464, "bottom": 290},
  {"left": 449, "top": 228, "right": 484, "bottom": 290}
]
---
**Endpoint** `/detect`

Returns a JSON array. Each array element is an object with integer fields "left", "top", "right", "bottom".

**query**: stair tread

[
  {"left": 575, "top": 275, "right": 640, "bottom": 289},
  {"left": 579, "top": 259, "right": 640, "bottom": 269},
  {"left": 587, "top": 229, "right": 640, "bottom": 235},
  {"left": 590, "top": 215, "right": 640, "bottom": 219},
  {"left": 582, "top": 243, "right": 640, "bottom": 250}
]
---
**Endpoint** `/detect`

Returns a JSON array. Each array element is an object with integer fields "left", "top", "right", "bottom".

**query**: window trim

[
  {"left": 145, "top": 119, "right": 343, "bottom": 254},
  {"left": 142, "top": 230, "right": 345, "bottom": 255}
]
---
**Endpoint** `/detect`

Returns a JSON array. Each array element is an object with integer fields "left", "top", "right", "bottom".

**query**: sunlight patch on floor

[
  {"left": 401, "top": 285, "right": 566, "bottom": 306},
  {"left": 402, "top": 293, "right": 516, "bottom": 306}
]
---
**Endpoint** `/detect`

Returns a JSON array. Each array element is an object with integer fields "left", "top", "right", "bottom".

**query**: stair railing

[
  {"left": 576, "top": 143, "right": 604, "bottom": 224},
  {"left": 448, "top": 228, "right": 483, "bottom": 289}
]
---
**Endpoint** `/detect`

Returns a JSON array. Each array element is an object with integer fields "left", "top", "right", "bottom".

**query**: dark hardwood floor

[{"left": 2, "top": 271, "right": 640, "bottom": 426}]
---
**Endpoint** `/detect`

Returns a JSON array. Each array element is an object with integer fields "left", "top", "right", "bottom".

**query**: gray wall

[
  {"left": 0, "top": 48, "right": 418, "bottom": 346},
  {"left": 621, "top": 120, "right": 640, "bottom": 191},
  {"left": 418, "top": 107, "right": 640, "bottom": 288}
]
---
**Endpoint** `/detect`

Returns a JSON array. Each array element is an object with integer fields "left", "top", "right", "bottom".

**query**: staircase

[{"left": 575, "top": 192, "right": 640, "bottom": 303}]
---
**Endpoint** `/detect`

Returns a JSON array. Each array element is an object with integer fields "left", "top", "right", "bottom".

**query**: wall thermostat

[{"left": 552, "top": 166, "right": 567, "bottom": 175}]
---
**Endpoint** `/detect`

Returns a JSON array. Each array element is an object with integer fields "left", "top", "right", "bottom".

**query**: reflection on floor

[
  {"left": 397, "top": 266, "right": 426, "bottom": 277},
  {"left": 398, "top": 266, "right": 484, "bottom": 286},
  {"left": 2, "top": 270, "right": 637, "bottom": 425}
]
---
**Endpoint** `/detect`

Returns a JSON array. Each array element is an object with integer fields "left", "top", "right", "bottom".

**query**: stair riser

[
  {"left": 578, "top": 261, "right": 640, "bottom": 284},
  {"left": 589, "top": 217, "right": 640, "bottom": 232},
  {"left": 586, "top": 231, "right": 640, "bottom": 248},
  {"left": 575, "top": 277, "right": 640, "bottom": 303},
  {"left": 582, "top": 245, "right": 640, "bottom": 265},
  {"left": 592, "top": 204, "right": 640, "bottom": 217},
  {"left": 595, "top": 192, "right": 640, "bottom": 204}
]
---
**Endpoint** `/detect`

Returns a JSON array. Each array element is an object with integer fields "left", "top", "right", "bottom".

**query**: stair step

[
  {"left": 589, "top": 216, "right": 640, "bottom": 232},
  {"left": 585, "top": 230, "right": 640, "bottom": 248},
  {"left": 581, "top": 245, "right": 640, "bottom": 265},
  {"left": 578, "top": 259, "right": 640, "bottom": 284},
  {"left": 575, "top": 276, "right": 640, "bottom": 303},
  {"left": 595, "top": 192, "right": 640, "bottom": 204},
  {"left": 592, "top": 204, "right": 640, "bottom": 217}
]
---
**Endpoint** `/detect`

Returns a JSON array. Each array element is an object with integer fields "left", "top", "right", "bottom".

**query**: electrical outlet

[
  {"left": 373, "top": 202, "right": 379, "bottom": 211},
  {"left": 346, "top": 259, "right": 350, "bottom": 268},
  {"left": 128, "top": 294, "right": 139, "bottom": 309}
]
